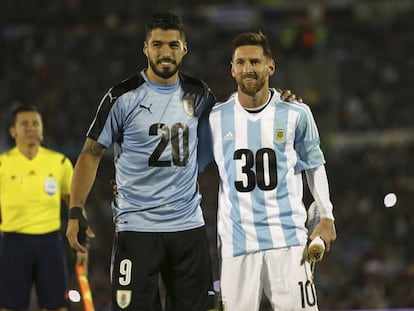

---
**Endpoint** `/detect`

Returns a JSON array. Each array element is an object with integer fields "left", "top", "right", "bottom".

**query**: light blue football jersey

[
  {"left": 87, "top": 70, "right": 215, "bottom": 232},
  {"left": 209, "top": 89, "right": 326, "bottom": 257}
]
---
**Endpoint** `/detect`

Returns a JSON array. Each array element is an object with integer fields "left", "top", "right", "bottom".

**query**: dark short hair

[
  {"left": 231, "top": 31, "right": 273, "bottom": 59},
  {"left": 145, "top": 12, "right": 186, "bottom": 40},
  {"left": 11, "top": 104, "right": 40, "bottom": 126}
]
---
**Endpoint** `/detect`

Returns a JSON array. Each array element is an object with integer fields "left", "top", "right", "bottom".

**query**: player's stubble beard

[
  {"left": 149, "top": 58, "right": 182, "bottom": 79},
  {"left": 237, "top": 73, "right": 267, "bottom": 98}
]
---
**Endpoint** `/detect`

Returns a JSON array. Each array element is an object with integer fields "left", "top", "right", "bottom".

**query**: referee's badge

[
  {"left": 116, "top": 290, "right": 131, "bottom": 309},
  {"left": 44, "top": 176, "right": 57, "bottom": 195},
  {"left": 182, "top": 98, "right": 194, "bottom": 117},
  {"left": 275, "top": 129, "right": 286, "bottom": 142}
]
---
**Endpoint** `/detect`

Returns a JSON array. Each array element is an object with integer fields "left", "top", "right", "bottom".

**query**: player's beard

[
  {"left": 149, "top": 58, "right": 181, "bottom": 79},
  {"left": 237, "top": 74, "right": 267, "bottom": 97}
]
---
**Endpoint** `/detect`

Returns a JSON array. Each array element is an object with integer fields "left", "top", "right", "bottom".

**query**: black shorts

[{"left": 111, "top": 226, "right": 216, "bottom": 311}]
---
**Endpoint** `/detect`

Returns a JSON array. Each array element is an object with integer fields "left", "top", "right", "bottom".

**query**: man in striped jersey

[{"left": 207, "top": 32, "right": 337, "bottom": 310}]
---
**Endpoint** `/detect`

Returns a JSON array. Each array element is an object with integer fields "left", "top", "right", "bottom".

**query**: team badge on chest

[
  {"left": 275, "top": 129, "right": 286, "bottom": 142},
  {"left": 182, "top": 98, "right": 194, "bottom": 117}
]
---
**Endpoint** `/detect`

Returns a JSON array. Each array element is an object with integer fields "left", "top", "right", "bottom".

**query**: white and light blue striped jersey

[
  {"left": 87, "top": 70, "right": 215, "bottom": 232},
  {"left": 209, "top": 89, "right": 326, "bottom": 257}
]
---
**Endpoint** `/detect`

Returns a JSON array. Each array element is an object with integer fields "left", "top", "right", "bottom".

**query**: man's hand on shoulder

[{"left": 277, "top": 88, "right": 303, "bottom": 103}]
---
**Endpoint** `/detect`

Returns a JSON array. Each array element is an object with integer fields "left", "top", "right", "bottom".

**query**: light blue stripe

[
  {"left": 274, "top": 106, "right": 300, "bottom": 246},
  {"left": 248, "top": 119, "right": 274, "bottom": 250},
  {"left": 220, "top": 106, "right": 246, "bottom": 256}
]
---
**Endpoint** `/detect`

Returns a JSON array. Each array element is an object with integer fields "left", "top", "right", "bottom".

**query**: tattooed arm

[{"left": 67, "top": 138, "right": 105, "bottom": 252}]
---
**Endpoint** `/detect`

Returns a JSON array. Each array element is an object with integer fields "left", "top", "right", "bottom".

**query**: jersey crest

[
  {"left": 182, "top": 98, "right": 195, "bottom": 117},
  {"left": 275, "top": 129, "right": 286, "bottom": 142}
]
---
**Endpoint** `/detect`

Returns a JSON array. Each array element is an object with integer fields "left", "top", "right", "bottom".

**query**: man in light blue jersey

[
  {"left": 66, "top": 12, "right": 217, "bottom": 311},
  {"left": 207, "top": 32, "right": 337, "bottom": 310}
]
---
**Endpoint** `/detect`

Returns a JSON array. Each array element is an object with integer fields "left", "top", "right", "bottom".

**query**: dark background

[{"left": 1, "top": 0, "right": 414, "bottom": 310}]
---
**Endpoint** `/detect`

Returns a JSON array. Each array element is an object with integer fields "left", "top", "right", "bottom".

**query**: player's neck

[{"left": 238, "top": 88, "right": 270, "bottom": 109}]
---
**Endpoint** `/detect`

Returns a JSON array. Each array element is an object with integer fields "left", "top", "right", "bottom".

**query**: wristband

[{"left": 68, "top": 207, "right": 90, "bottom": 246}]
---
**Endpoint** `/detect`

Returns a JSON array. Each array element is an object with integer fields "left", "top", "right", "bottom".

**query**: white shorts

[{"left": 220, "top": 245, "right": 318, "bottom": 311}]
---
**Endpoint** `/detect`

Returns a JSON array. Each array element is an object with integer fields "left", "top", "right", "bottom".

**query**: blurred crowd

[{"left": 1, "top": 0, "right": 414, "bottom": 310}]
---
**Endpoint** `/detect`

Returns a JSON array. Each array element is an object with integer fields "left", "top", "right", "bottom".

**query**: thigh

[
  {"left": 162, "top": 226, "right": 215, "bottom": 311},
  {"left": 35, "top": 232, "right": 69, "bottom": 309},
  {"left": 263, "top": 246, "right": 319, "bottom": 311},
  {"left": 220, "top": 252, "right": 263, "bottom": 311},
  {"left": 111, "top": 231, "right": 164, "bottom": 311},
  {"left": 0, "top": 234, "right": 33, "bottom": 309}
]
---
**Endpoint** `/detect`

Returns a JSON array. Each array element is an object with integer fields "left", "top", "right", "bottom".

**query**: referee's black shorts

[{"left": 111, "top": 226, "right": 216, "bottom": 311}]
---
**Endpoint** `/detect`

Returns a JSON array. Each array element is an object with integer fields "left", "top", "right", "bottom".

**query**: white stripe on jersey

[
  {"left": 233, "top": 107, "right": 260, "bottom": 255},
  {"left": 288, "top": 100, "right": 320, "bottom": 140}
]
